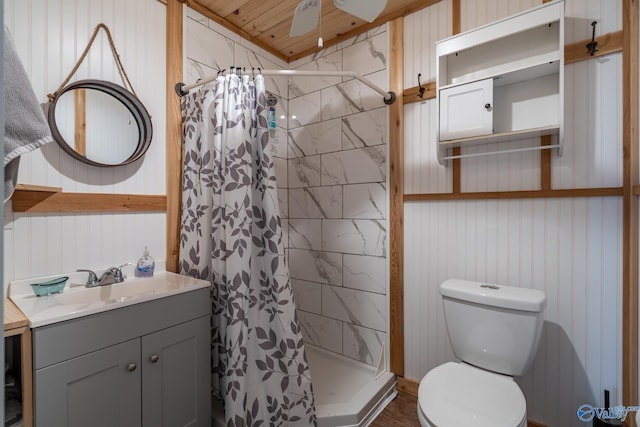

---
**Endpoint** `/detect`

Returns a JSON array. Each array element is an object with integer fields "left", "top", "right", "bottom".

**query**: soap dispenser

[{"left": 135, "top": 247, "right": 155, "bottom": 278}]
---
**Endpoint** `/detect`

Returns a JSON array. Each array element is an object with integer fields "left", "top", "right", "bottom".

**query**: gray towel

[{"left": 3, "top": 26, "right": 53, "bottom": 202}]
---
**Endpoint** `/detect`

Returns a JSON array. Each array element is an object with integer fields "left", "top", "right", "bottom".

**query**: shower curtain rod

[{"left": 175, "top": 69, "right": 397, "bottom": 105}]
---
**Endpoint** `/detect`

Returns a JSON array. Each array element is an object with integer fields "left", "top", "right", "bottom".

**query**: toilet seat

[{"left": 418, "top": 362, "right": 526, "bottom": 427}]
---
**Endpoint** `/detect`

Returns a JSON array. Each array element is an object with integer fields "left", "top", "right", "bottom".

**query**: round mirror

[{"left": 48, "top": 79, "right": 153, "bottom": 167}]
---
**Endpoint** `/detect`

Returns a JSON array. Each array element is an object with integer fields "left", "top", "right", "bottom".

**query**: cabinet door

[
  {"left": 141, "top": 316, "right": 211, "bottom": 427},
  {"left": 439, "top": 78, "right": 493, "bottom": 140},
  {"left": 34, "top": 339, "right": 141, "bottom": 427}
]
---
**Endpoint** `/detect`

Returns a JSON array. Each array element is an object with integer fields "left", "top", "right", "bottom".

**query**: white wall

[
  {"left": 403, "top": 1, "right": 623, "bottom": 426},
  {"left": 4, "top": 0, "right": 167, "bottom": 291}
]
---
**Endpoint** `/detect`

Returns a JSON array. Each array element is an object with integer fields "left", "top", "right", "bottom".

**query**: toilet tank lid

[{"left": 440, "top": 279, "right": 546, "bottom": 312}]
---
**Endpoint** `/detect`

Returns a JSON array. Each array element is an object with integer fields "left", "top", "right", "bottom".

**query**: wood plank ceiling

[{"left": 184, "top": 0, "right": 440, "bottom": 62}]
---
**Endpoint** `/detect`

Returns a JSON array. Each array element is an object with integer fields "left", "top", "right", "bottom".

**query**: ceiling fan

[{"left": 290, "top": 0, "right": 388, "bottom": 38}]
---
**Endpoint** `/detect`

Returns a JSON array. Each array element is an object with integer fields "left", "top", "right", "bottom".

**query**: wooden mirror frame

[{"left": 48, "top": 79, "right": 153, "bottom": 167}]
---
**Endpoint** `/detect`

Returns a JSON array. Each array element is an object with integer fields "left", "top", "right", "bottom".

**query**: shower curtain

[{"left": 179, "top": 74, "right": 316, "bottom": 426}]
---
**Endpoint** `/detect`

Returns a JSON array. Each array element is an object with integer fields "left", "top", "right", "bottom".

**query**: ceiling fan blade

[
  {"left": 333, "top": 0, "right": 387, "bottom": 23},
  {"left": 290, "top": 0, "right": 321, "bottom": 37}
]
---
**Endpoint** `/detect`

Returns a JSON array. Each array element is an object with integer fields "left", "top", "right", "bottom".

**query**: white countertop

[{"left": 9, "top": 268, "right": 209, "bottom": 328}]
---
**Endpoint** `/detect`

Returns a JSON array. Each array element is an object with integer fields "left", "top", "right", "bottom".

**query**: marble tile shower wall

[{"left": 287, "top": 27, "right": 390, "bottom": 367}]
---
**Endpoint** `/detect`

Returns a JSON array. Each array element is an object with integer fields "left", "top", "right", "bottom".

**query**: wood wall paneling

[
  {"left": 404, "top": 187, "right": 623, "bottom": 202},
  {"left": 11, "top": 191, "right": 167, "bottom": 213},
  {"left": 389, "top": 16, "right": 406, "bottom": 377}
]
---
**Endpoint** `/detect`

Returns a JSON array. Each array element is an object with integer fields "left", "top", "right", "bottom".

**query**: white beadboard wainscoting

[
  {"left": 404, "top": 198, "right": 622, "bottom": 427},
  {"left": 403, "top": 1, "right": 624, "bottom": 426},
  {"left": 3, "top": 0, "right": 167, "bottom": 290}
]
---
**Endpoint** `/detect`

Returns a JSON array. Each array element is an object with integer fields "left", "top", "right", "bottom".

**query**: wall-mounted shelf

[
  {"left": 436, "top": 0, "right": 564, "bottom": 165},
  {"left": 11, "top": 184, "right": 167, "bottom": 213}
]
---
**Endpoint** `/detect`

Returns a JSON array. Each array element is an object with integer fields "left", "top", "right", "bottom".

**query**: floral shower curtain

[{"left": 179, "top": 74, "right": 316, "bottom": 426}]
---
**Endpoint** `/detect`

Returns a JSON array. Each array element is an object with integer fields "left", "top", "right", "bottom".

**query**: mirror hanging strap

[{"left": 47, "top": 23, "right": 138, "bottom": 102}]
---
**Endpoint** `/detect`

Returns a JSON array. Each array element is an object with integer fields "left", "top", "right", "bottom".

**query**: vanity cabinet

[
  {"left": 436, "top": 0, "right": 564, "bottom": 164},
  {"left": 32, "top": 288, "right": 210, "bottom": 427},
  {"left": 36, "top": 339, "right": 141, "bottom": 427}
]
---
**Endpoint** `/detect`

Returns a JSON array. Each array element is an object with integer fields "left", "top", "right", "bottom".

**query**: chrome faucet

[{"left": 78, "top": 263, "right": 132, "bottom": 288}]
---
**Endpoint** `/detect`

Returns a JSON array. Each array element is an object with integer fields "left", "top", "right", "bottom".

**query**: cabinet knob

[
  {"left": 484, "top": 103, "right": 491, "bottom": 109},
  {"left": 127, "top": 363, "right": 137, "bottom": 372},
  {"left": 150, "top": 354, "right": 159, "bottom": 363}
]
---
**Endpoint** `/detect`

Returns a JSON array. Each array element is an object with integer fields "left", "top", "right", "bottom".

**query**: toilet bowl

[
  {"left": 417, "top": 279, "right": 546, "bottom": 427},
  {"left": 417, "top": 362, "right": 526, "bottom": 427}
]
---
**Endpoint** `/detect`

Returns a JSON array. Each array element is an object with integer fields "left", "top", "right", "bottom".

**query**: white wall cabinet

[
  {"left": 436, "top": 0, "right": 564, "bottom": 164},
  {"left": 439, "top": 78, "right": 493, "bottom": 140}
]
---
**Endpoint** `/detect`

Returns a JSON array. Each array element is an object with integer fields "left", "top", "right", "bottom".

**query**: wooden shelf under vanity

[
  {"left": 11, "top": 184, "right": 167, "bottom": 213},
  {"left": 4, "top": 299, "right": 33, "bottom": 427}
]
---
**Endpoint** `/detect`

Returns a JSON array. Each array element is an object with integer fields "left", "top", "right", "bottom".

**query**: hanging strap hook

[
  {"left": 417, "top": 73, "right": 425, "bottom": 99},
  {"left": 586, "top": 21, "right": 598, "bottom": 56}
]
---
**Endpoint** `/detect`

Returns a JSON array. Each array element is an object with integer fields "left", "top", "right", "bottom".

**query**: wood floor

[{"left": 370, "top": 391, "right": 420, "bottom": 427}]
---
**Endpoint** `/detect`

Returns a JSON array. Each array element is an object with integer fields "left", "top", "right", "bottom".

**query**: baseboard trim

[
  {"left": 396, "top": 376, "right": 419, "bottom": 397},
  {"left": 395, "top": 376, "right": 548, "bottom": 427}
]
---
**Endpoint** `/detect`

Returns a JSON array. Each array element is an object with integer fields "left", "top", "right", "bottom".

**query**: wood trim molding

[
  {"left": 452, "top": 148, "right": 461, "bottom": 193},
  {"left": 540, "top": 136, "right": 552, "bottom": 190},
  {"left": 404, "top": 187, "right": 623, "bottom": 202},
  {"left": 403, "top": 82, "right": 436, "bottom": 105},
  {"left": 622, "top": 0, "right": 639, "bottom": 423},
  {"left": 451, "top": 0, "right": 461, "bottom": 194},
  {"left": 452, "top": 0, "right": 461, "bottom": 34},
  {"left": 565, "top": 29, "right": 623, "bottom": 65},
  {"left": 11, "top": 190, "right": 167, "bottom": 213},
  {"left": 389, "top": 17, "right": 405, "bottom": 377},
  {"left": 166, "top": 0, "right": 184, "bottom": 273},
  {"left": 397, "top": 377, "right": 420, "bottom": 397}
]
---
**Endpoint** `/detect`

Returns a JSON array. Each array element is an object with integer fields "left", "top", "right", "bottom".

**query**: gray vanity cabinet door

[
  {"left": 141, "top": 315, "right": 211, "bottom": 427},
  {"left": 34, "top": 338, "right": 141, "bottom": 427}
]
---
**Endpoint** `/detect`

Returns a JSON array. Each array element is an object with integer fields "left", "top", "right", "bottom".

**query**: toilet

[{"left": 417, "top": 279, "right": 546, "bottom": 427}]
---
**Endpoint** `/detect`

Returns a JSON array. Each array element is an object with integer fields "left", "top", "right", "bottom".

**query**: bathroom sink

[{"left": 9, "top": 269, "right": 209, "bottom": 328}]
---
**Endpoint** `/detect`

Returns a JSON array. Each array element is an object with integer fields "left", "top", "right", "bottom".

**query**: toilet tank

[{"left": 440, "top": 279, "right": 546, "bottom": 377}]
